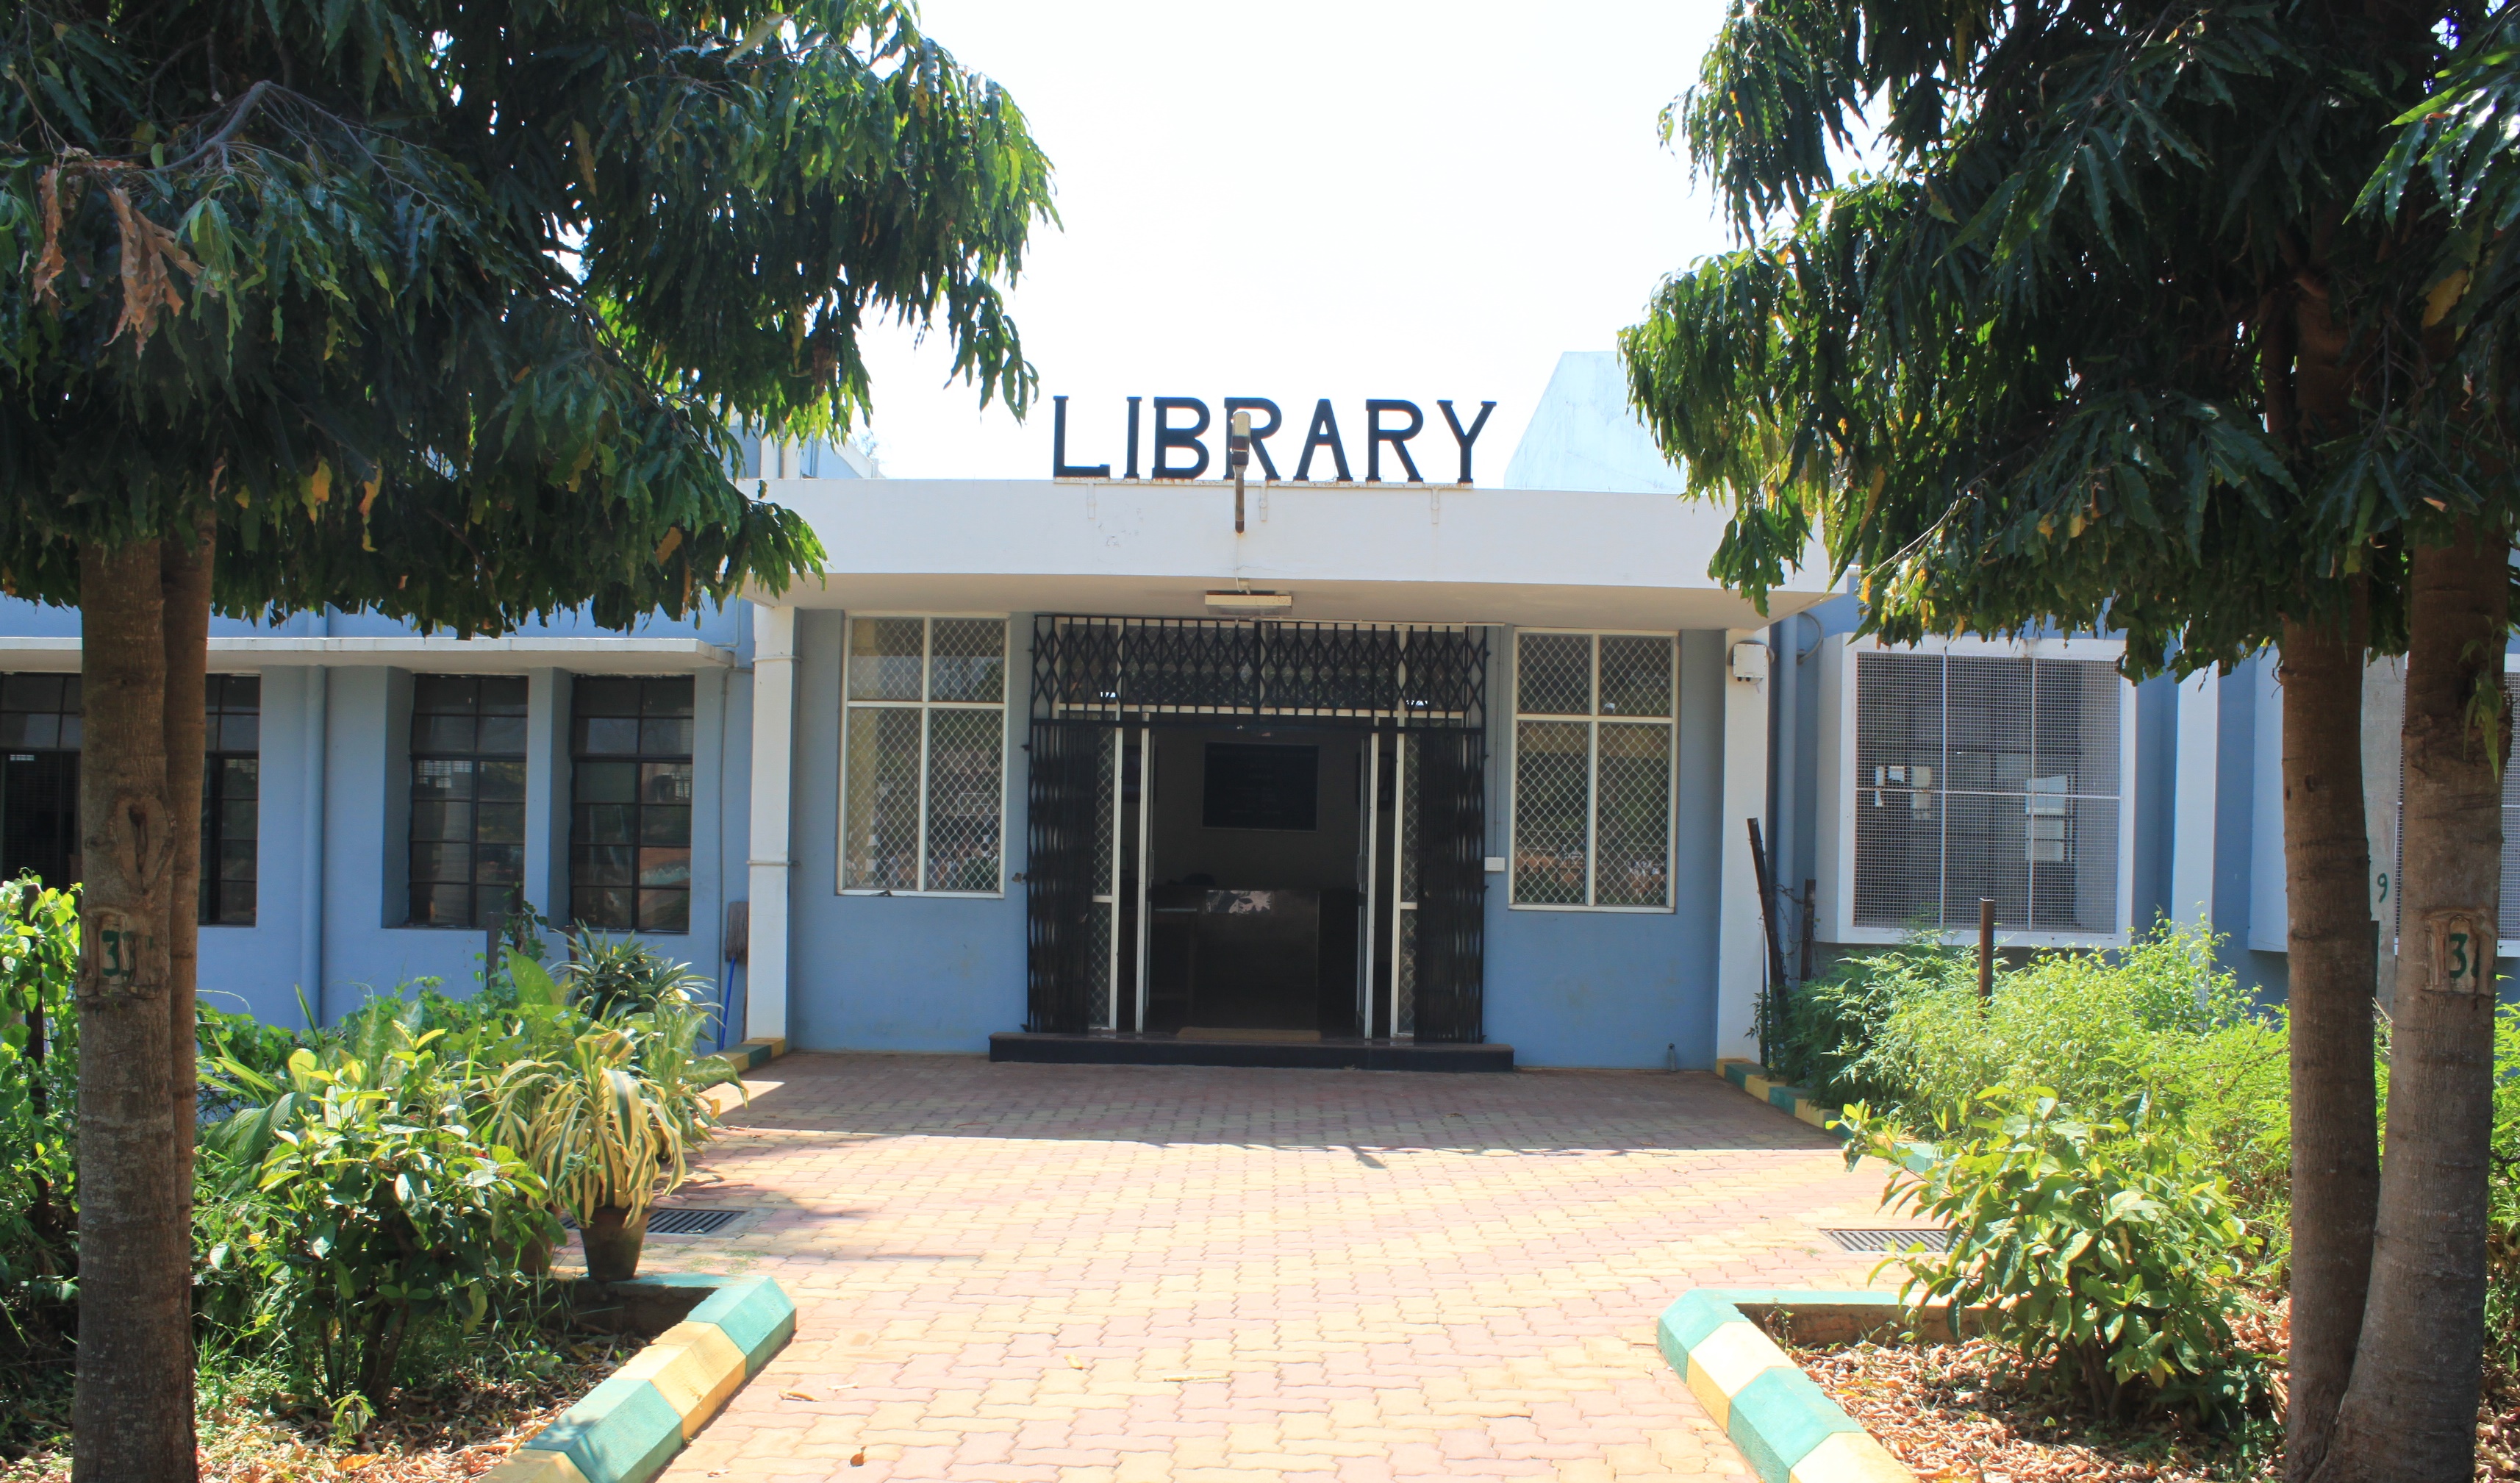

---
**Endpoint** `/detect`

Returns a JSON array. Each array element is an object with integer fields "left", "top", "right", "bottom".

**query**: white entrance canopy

[{"left": 745, "top": 477, "right": 1836, "bottom": 627}]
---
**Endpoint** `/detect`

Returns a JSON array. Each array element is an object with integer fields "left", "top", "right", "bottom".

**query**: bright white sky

[{"left": 851, "top": 0, "right": 1737, "bottom": 479}]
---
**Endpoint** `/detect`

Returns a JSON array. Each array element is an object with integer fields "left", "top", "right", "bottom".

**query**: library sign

[{"left": 1051, "top": 395, "right": 1500, "bottom": 485}]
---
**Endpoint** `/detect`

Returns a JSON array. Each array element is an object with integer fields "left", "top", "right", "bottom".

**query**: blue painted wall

[
  {"left": 1484, "top": 629, "right": 1725, "bottom": 1069},
  {"left": 784, "top": 608, "right": 1031, "bottom": 1052},
  {"left": 0, "top": 594, "right": 750, "bottom": 1027}
]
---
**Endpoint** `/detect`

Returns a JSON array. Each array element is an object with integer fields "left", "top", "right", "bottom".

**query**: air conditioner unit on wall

[{"left": 1814, "top": 633, "right": 2138, "bottom": 949}]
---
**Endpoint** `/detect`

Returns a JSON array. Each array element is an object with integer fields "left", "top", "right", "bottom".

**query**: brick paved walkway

[{"left": 640, "top": 1055, "right": 1904, "bottom": 1483}]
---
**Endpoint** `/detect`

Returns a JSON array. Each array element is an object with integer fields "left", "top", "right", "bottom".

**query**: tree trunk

[
  {"left": 158, "top": 516, "right": 212, "bottom": 1466},
  {"left": 71, "top": 539, "right": 195, "bottom": 1483},
  {"left": 2282, "top": 601, "right": 2380, "bottom": 1482},
  {"left": 2311, "top": 525, "right": 2510, "bottom": 1483}
]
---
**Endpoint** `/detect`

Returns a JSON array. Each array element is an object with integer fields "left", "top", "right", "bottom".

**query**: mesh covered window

[
  {"left": 409, "top": 674, "right": 528, "bottom": 928},
  {"left": 1511, "top": 632, "right": 1675, "bottom": 908},
  {"left": 571, "top": 676, "right": 695, "bottom": 933},
  {"left": 1852, "top": 649, "right": 2124, "bottom": 933},
  {"left": 201, "top": 674, "right": 259, "bottom": 926},
  {"left": 841, "top": 618, "right": 1007, "bottom": 893}
]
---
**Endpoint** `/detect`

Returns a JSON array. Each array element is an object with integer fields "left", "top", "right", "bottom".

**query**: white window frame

[
  {"left": 836, "top": 612, "right": 1011, "bottom": 898},
  {"left": 1815, "top": 632, "right": 2138, "bottom": 948},
  {"left": 1506, "top": 626, "right": 1680, "bottom": 913}
]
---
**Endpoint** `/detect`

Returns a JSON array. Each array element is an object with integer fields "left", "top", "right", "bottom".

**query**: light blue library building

[{"left": 0, "top": 355, "right": 2469, "bottom": 1069}]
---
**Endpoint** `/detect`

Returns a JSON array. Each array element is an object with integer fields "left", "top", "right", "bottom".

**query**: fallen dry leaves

[{"left": 1, "top": 1343, "right": 631, "bottom": 1483}]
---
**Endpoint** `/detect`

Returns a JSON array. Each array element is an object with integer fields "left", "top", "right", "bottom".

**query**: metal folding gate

[{"left": 1023, "top": 617, "right": 1488, "bottom": 1041}]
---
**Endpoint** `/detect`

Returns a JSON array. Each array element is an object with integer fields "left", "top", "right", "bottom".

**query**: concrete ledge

[
  {"left": 479, "top": 1274, "right": 796, "bottom": 1483},
  {"left": 714, "top": 1036, "right": 787, "bottom": 1074},
  {"left": 1658, "top": 1289, "right": 1923, "bottom": 1483},
  {"left": 989, "top": 1031, "right": 1514, "bottom": 1072},
  {"left": 1718, "top": 1059, "right": 1851, "bottom": 1140}
]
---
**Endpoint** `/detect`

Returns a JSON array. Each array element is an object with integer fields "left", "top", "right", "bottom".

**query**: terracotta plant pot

[
  {"left": 496, "top": 1225, "right": 554, "bottom": 1277},
  {"left": 581, "top": 1205, "right": 648, "bottom": 1283}
]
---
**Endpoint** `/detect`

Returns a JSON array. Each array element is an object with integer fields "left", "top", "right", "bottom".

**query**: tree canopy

[
  {"left": 1620, "top": 0, "right": 2520, "bottom": 673},
  {"left": 1, "top": 0, "right": 1055, "bottom": 630}
]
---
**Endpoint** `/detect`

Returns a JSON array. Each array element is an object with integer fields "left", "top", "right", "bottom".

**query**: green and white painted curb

[
  {"left": 715, "top": 1035, "right": 787, "bottom": 1075},
  {"left": 1718, "top": 1058, "right": 1851, "bottom": 1139},
  {"left": 1658, "top": 1288, "right": 1919, "bottom": 1483},
  {"left": 482, "top": 1274, "right": 797, "bottom": 1483}
]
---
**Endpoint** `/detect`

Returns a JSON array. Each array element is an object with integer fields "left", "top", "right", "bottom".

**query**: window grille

[
  {"left": 201, "top": 674, "right": 259, "bottom": 925},
  {"left": 409, "top": 675, "right": 528, "bottom": 928},
  {"left": 842, "top": 617, "right": 1009, "bottom": 894},
  {"left": 571, "top": 676, "right": 695, "bottom": 933},
  {"left": 1850, "top": 648, "right": 2124, "bottom": 933},
  {"left": 0, "top": 674, "right": 80, "bottom": 890},
  {"left": 1510, "top": 632, "right": 1676, "bottom": 910}
]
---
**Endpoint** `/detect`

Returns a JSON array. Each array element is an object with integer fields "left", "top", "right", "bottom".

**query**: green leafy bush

[
  {"left": 0, "top": 876, "right": 76, "bottom": 1309},
  {"left": 1764, "top": 932, "right": 1975, "bottom": 1108},
  {"left": 1769, "top": 923, "right": 2291, "bottom": 1242},
  {"left": 2486, "top": 1001, "right": 2520, "bottom": 1374},
  {"left": 1842, "top": 1087, "right": 2270, "bottom": 1422},
  {"left": 202, "top": 1029, "right": 554, "bottom": 1404},
  {"left": 555, "top": 932, "right": 714, "bottom": 1021}
]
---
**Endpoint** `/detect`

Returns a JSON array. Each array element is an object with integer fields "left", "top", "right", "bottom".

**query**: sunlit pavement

[{"left": 633, "top": 1054, "right": 1899, "bottom": 1482}]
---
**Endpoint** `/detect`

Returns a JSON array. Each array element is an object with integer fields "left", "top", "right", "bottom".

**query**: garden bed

[
  {"left": 1766, "top": 1304, "right": 2520, "bottom": 1483},
  {"left": 0, "top": 1334, "right": 636, "bottom": 1483},
  {"left": 1774, "top": 1329, "right": 2278, "bottom": 1482}
]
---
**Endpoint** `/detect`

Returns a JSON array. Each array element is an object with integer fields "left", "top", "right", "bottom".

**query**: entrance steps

[{"left": 987, "top": 1031, "right": 1514, "bottom": 1073}]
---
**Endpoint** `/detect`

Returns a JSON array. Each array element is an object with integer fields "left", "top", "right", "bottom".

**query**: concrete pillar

[
  {"left": 2171, "top": 669, "right": 2219, "bottom": 932},
  {"left": 523, "top": 668, "right": 570, "bottom": 924},
  {"left": 745, "top": 604, "right": 797, "bottom": 1041},
  {"left": 1717, "top": 629, "right": 1772, "bottom": 1059}
]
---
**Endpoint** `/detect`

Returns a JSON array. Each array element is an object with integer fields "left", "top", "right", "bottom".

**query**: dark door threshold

[{"left": 988, "top": 1031, "right": 1514, "bottom": 1073}]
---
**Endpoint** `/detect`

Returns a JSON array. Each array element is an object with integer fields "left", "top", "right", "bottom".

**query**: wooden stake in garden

[{"left": 1976, "top": 898, "right": 1994, "bottom": 1004}]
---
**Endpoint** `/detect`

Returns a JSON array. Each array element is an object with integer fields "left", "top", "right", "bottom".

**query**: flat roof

[{"left": 749, "top": 478, "right": 1835, "bottom": 631}]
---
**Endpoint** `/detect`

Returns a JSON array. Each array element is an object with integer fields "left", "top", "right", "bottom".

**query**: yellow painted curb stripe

[
  {"left": 614, "top": 1321, "right": 748, "bottom": 1440},
  {"left": 1681, "top": 1319, "right": 1791, "bottom": 1430}
]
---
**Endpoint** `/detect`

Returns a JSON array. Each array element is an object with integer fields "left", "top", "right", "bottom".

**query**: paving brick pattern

[{"left": 640, "top": 1055, "right": 1901, "bottom": 1483}]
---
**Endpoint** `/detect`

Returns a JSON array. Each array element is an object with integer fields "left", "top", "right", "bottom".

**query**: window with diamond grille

[
  {"left": 570, "top": 676, "right": 695, "bottom": 932},
  {"left": 1850, "top": 648, "right": 2124, "bottom": 933},
  {"left": 409, "top": 674, "right": 529, "bottom": 928},
  {"left": 841, "top": 618, "right": 1009, "bottom": 893},
  {"left": 201, "top": 674, "right": 259, "bottom": 926},
  {"left": 1511, "top": 632, "right": 1675, "bottom": 909}
]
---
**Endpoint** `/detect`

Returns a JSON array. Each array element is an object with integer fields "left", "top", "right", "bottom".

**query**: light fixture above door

[{"left": 1203, "top": 590, "right": 1293, "bottom": 616}]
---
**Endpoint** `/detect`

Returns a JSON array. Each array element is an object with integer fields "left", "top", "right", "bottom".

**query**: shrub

[
  {"left": 1771, "top": 923, "right": 2291, "bottom": 1242},
  {"left": 1842, "top": 1087, "right": 2269, "bottom": 1423},
  {"left": 202, "top": 1029, "right": 554, "bottom": 1405},
  {"left": 1882, "top": 925, "right": 2291, "bottom": 1231},
  {"left": 2487, "top": 1001, "right": 2520, "bottom": 1374},
  {"left": 555, "top": 932, "right": 712, "bottom": 1021},
  {"left": 492, "top": 996, "right": 730, "bottom": 1226},
  {"left": 0, "top": 876, "right": 76, "bottom": 1308},
  {"left": 1764, "top": 931, "right": 1975, "bottom": 1107}
]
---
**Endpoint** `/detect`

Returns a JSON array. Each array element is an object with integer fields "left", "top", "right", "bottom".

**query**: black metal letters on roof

[{"left": 1028, "top": 616, "right": 1487, "bottom": 727}]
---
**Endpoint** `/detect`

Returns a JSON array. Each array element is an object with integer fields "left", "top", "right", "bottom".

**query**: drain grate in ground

[
  {"left": 1823, "top": 1227, "right": 1955, "bottom": 1254},
  {"left": 560, "top": 1207, "right": 746, "bottom": 1237},
  {"left": 648, "top": 1207, "right": 746, "bottom": 1237}
]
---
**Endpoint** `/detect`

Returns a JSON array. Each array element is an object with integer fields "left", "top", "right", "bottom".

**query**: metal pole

[
  {"left": 1977, "top": 897, "right": 1995, "bottom": 1002},
  {"left": 1361, "top": 735, "right": 1381, "bottom": 1039},
  {"left": 1134, "top": 726, "right": 1154, "bottom": 1032}
]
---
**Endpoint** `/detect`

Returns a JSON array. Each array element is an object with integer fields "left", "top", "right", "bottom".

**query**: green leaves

[
  {"left": 0, "top": 0, "right": 1053, "bottom": 634},
  {"left": 1632, "top": 0, "right": 2516, "bottom": 673},
  {"left": 1843, "top": 1085, "right": 2272, "bottom": 1421}
]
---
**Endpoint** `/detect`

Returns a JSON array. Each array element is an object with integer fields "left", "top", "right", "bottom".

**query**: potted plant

[{"left": 504, "top": 1004, "right": 724, "bottom": 1282}]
